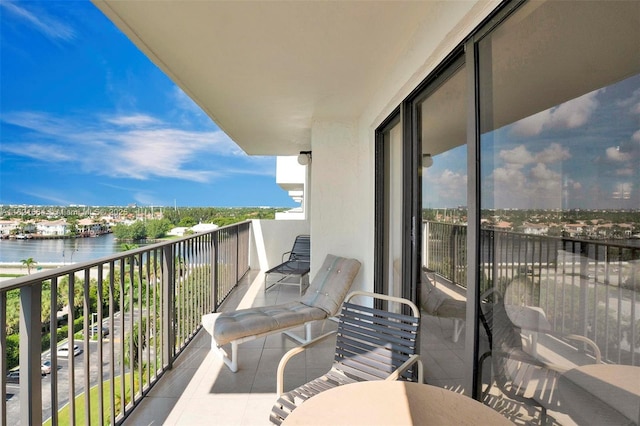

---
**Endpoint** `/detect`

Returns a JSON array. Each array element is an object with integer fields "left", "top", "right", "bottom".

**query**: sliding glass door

[{"left": 476, "top": 1, "right": 640, "bottom": 423}]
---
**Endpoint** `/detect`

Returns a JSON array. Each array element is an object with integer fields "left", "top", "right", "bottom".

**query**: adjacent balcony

[{"left": 2, "top": 220, "right": 638, "bottom": 425}]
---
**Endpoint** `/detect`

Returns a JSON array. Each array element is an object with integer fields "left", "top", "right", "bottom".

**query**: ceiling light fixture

[
  {"left": 298, "top": 151, "right": 312, "bottom": 166},
  {"left": 422, "top": 153, "right": 433, "bottom": 168}
]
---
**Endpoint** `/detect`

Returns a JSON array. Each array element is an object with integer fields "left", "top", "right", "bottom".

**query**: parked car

[
  {"left": 57, "top": 344, "right": 82, "bottom": 357},
  {"left": 91, "top": 324, "right": 109, "bottom": 337},
  {"left": 6, "top": 369, "right": 19, "bottom": 384},
  {"left": 41, "top": 362, "right": 51, "bottom": 375}
]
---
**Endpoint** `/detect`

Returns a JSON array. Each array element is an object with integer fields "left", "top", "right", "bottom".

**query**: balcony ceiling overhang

[{"left": 92, "top": 1, "right": 435, "bottom": 156}]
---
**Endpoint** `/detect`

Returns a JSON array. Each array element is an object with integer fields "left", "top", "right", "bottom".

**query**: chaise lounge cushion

[
  {"left": 420, "top": 266, "right": 465, "bottom": 319},
  {"left": 213, "top": 254, "right": 361, "bottom": 346},
  {"left": 213, "top": 302, "right": 327, "bottom": 346},
  {"left": 299, "top": 255, "right": 362, "bottom": 315}
]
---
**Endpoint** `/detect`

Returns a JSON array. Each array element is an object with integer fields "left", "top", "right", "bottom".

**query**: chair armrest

[
  {"left": 276, "top": 330, "right": 337, "bottom": 395},
  {"left": 384, "top": 354, "right": 424, "bottom": 384},
  {"left": 562, "top": 333, "right": 602, "bottom": 364},
  {"left": 518, "top": 326, "right": 602, "bottom": 364},
  {"left": 282, "top": 250, "right": 292, "bottom": 262}
]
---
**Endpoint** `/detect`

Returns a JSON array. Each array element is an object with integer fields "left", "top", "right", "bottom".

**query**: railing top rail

[{"left": 422, "top": 219, "right": 638, "bottom": 250}]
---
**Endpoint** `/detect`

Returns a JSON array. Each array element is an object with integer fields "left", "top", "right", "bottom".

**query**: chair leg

[
  {"left": 453, "top": 319, "right": 464, "bottom": 343},
  {"left": 215, "top": 341, "right": 239, "bottom": 372},
  {"left": 283, "top": 322, "right": 313, "bottom": 344}
]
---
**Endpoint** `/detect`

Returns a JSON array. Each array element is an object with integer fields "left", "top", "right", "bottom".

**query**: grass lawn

[{"left": 43, "top": 373, "right": 139, "bottom": 426}]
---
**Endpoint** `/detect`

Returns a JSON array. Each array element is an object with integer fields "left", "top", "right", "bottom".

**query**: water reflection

[{"left": 0, "top": 234, "right": 151, "bottom": 264}]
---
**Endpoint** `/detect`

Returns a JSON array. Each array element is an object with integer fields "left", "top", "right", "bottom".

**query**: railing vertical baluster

[
  {"left": 67, "top": 271, "right": 75, "bottom": 426},
  {"left": 162, "top": 244, "right": 175, "bottom": 369},
  {"left": 97, "top": 265, "right": 104, "bottom": 426},
  {"left": 604, "top": 245, "right": 611, "bottom": 362},
  {"left": 119, "top": 258, "right": 126, "bottom": 420},
  {"left": 145, "top": 250, "right": 151, "bottom": 386},
  {"left": 83, "top": 269, "right": 91, "bottom": 426},
  {"left": 579, "top": 242, "right": 589, "bottom": 344},
  {"left": 0, "top": 290, "right": 6, "bottom": 426},
  {"left": 109, "top": 260, "right": 116, "bottom": 425},
  {"left": 154, "top": 248, "right": 161, "bottom": 375},
  {"left": 49, "top": 277, "right": 58, "bottom": 426},
  {"left": 630, "top": 248, "right": 637, "bottom": 366},
  {"left": 213, "top": 233, "right": 219, "bottom": 311},
  {"left": 616, "top": 247, "right": 623, "bottom": 364},
  {"left": 19, "top": 282, "right": 43, "bottom": 425},
  {"left": 128, "top": 254, "right": 135, "bottom": 411},
  {"left": 137, "top": 252, "right": 143, "bottom": 398}
]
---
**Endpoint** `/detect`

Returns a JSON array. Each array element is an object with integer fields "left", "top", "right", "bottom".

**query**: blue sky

[
  {"left": 424, "top": 74, "right": 640, "bottom": 210},
  {"left": 0, "top": 1, "right": 296, "bottom": 208}
]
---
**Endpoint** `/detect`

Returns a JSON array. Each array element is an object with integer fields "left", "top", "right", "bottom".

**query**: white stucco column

[{"left": 309, "top": 119, "right": 373, "bottom": 293}]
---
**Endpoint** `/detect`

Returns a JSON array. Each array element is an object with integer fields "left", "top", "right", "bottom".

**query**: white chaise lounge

[{"left": 203, "top": 254, "right": 361, "bottom": 372}]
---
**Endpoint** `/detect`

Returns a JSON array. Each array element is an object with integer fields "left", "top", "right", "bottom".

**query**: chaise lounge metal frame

[{"left": 264, "top": 235, "right": 311, "bottom": 295}]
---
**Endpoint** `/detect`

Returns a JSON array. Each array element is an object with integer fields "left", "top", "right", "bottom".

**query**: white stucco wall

[
  {"left": 310, "top": 120, "right": 372, "bottom": 293},
  {"left": 250, "top": 219, "right": 310, "bottom": 271},
  {"left": 306, "top": 1, "right": 499, "bottom": 295}
]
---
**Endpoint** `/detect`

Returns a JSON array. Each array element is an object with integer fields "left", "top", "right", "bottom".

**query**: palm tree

[{"left": 20, "top": 257, "right": 37, "bottom": 275}]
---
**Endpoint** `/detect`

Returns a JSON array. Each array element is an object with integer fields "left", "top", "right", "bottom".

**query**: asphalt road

[{"left": 6, "top": 313, "right": 125, "bottom": 425}]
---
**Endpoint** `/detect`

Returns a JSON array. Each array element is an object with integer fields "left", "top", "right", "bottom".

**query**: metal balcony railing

[
  {"left": 423, "top": 220, "right": 640, "bottom": 366},
  {"left": 1, "top": 221, "right": 250, "bottom": 425}
]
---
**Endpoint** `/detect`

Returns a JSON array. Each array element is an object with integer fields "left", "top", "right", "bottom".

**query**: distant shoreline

[{"left": 0, "top": 262, "right": 107, "bottom": 282}]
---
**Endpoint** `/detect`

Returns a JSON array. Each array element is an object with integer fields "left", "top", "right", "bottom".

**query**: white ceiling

[{"left": 92, "top": 1, "right": 437, "bottom": 156}]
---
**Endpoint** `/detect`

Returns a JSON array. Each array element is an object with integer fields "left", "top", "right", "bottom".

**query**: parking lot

[{"left": 5, "top": 316, "right": 122, "bottom": 424}]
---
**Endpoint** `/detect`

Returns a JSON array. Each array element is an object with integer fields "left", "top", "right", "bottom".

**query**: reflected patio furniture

[
  {"left": 478, "top": 284, "right": 602, "bottom": 423},
  {"left": 270, "top": 291, "right": 423, "bottom": 425},
  {"left": 420, "top": 266, "right": 466, "bottom": 342},
  {"left": 265, "top": 235, "right": 311, "bottom": 295},
  {"left": 203, "top": 254, "right": 360, "bottom": 372}
]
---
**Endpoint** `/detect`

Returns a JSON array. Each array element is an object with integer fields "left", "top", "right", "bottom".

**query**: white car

[{"left": 57, "top": 344, "right": 82, "bottom": 357}]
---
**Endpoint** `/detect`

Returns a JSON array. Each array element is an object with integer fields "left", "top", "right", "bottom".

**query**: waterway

[
  {"left": 0, "top": 232, "right": 636, "bottom": 266},
  {"left": 0, "top": 234, "right": 130, "bottom": 264}
]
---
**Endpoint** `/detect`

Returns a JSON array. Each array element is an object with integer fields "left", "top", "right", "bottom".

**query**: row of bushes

[{"left": 6, "top": 316, "right": 85, "bottom": 371}]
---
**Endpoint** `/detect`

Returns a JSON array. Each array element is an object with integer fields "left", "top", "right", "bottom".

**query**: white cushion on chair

[{"left": 300, "top": 255, "right": 361, "bottom": 315}]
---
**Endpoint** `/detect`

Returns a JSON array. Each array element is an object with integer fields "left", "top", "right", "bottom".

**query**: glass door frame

[{"left": 374, "top": 0, "right": 528, "bottom": 399}]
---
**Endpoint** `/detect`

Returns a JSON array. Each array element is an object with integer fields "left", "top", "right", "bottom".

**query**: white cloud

[
  {"left": 1, "top": 143, "right": 73, "bottom": 162},
  {"left": 617, "top": 87, "right": 640, "bottom": 114},
  {"left": 511, "top": 110, "right": 550, "bottom": 137},
  {"left": 512, "top": 91, "right": 600, "bottom": 137},
  {"left": 606, "top": 146, "right": 631, "bottom": 162},
  {"left": 535, "top": 143, "right": 571, "bottom": 163},
  {"left": 530, "top": 163, "right": 558, "bottom": 182},
  {"left": 20, "top": 189, "right": 74, "bottom": 206},
  {"left": 0, "top": 1, "right": 76, "bottom": 42},
  {"left": 633, "top": 129, "right": 640, "bottom": 144},
  {"left": 492, "top": 166, "right": 526, "bottom": 191},
  {"left": 425, "top": 169, "right": 467, "bottom": 206},
  {"left": 499, "top": 145, "right": 535, "bottom": 166},
  {"left": 616, "top": 168, "right": 634, "bottom": 176},
  {"left": 105, "top": 114, "right": 160, "bottom": 127},
  {"left": 488, "top": 162, "right": 572, "bottom": 209},
  {"left": 0, "top": 110, "right": 254, "bottom": 183}
]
